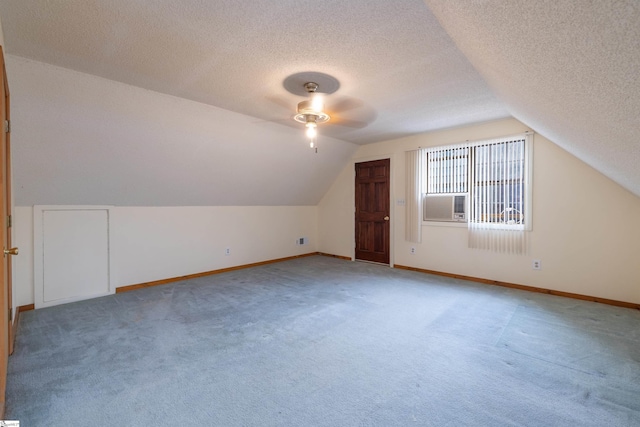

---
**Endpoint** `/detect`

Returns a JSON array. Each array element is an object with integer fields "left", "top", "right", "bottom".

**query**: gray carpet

[{"left": 6, "top": 255, "right": 640, "bottom": 426}]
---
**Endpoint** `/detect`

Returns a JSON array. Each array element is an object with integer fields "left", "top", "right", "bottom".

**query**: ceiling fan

[
  {"left": 280, "top": 71, "right": 373, "bottom": 153},
  {"left": 293, "top": 82, "right": 330, "bottom": 152}
]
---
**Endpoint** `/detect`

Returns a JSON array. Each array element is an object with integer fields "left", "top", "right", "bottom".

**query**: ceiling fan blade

[
  {"left": 253, "top": 116, "right": 296, "bottom": 127},
  {"left": 327, "top": 96, "right": 364, "bottom": 114},
  {"left": 325, "top": 96, "right": 377, "bottom": 129},
  {"left": 266, "top": 95, "right": 294, "bottom": 112},
  {"left": 328, "top": 116, "right": 369, "bottom": 129},
  {"left": 266, "top": 82, "right": 376, "bottom": 132}
]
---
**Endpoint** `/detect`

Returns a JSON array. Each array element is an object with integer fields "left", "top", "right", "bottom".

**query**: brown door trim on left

[{"left": 0, "top": 44, "right": 11, "bottom": 419}]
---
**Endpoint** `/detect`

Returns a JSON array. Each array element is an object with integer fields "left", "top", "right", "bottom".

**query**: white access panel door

[{"left": 34, "top": 206, "right": 115, "bottom": 308}]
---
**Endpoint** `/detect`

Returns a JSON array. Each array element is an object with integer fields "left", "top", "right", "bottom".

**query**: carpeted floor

[{"left": 6, "top": 255, "right": 640, "bottom": 426}]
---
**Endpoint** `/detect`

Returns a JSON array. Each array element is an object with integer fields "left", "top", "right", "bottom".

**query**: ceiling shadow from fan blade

[
  {"left": 261, "top": 94, "right": 299, "bottom": 127},
  {"left": 327, "top": 96, "right": 364, "bottom": 113},
  {"left": 266, "top": 94, "right": 295, "bottom": 112}
]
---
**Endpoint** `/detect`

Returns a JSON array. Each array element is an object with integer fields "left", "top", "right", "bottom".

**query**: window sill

[{"left": 422, "top": 221, "right": 467, "bottom": 228}]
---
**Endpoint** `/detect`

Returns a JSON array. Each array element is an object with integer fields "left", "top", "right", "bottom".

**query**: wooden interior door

[
  {"left": 355, "top": 159, "right": 390, "bottom": 264},
  {"left": 0, "top": 45, "right": 12, "bottom": 418}
]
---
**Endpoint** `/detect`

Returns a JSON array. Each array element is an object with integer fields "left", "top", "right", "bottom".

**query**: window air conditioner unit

[{"left": 424, "top": 194, "right": 467, "bottom": 222}]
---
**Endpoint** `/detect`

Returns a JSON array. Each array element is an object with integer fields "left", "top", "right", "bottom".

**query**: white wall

[
  {"left": 13, "top": 207, "right": 33, "bottom": 307},
  {"left": 0, "top": 12, "right": 4, "bottom": 47},
  {"left": 5, "top": 55, "right": 358, "bottom": 207},
  {"left": 318, "top": 118, "right": 640, "bottom": 304},
  {"left": 4, "top": 54, "right": 332, "bottom": 308},
  {"left": 14, "top": 205, "right": 317, "bottom": 307}
]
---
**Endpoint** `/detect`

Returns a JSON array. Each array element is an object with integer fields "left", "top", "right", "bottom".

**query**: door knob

[
  {"left": 384, "top": 216, "right": 390, "bottom": 221},
  {"left": 3, "top": 247, "right": 18, "bottom": 256}
]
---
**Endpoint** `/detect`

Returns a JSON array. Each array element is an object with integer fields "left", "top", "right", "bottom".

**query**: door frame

[
  {"left": 0, "top": 44, "right": 10, "bottom": 418},
  {"left": 350, "top": 153, "right": 395, "bottom": 267}
]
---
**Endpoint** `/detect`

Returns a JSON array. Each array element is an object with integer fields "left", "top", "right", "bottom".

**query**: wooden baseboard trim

[
  {"left": 10, "top": 305, "right": 34, "bottom": 356},
  {"left": 9, "top": 308, "right": 19, "bottom": 355},
  {"left": 394, "top": 264, "right": 640, "bottom": 310},
  {"left": 317, "top": 252, "right": 352, "bottom": 261},
  {"left": 116, "top": 253, "right": 318, "bottom": 294},
  {"left": 18, "top": 304, "right": 34, "bottom": 313}
]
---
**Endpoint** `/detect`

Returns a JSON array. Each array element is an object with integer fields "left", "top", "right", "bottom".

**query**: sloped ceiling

[
  {"left": 0, "top": 0, "right": 508, "bottom": 144},
  {"left": 6, "top": 56, "right": 358, "bottom": 206},
  {"left": 0, "top": 0, "right": 638, "bottom": 205},
  {"left": 425, "top": 0, "right": 640, "bottom": 197}
]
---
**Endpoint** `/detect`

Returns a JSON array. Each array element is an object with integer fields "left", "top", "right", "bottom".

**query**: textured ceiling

[
  {"left": 425, "top": 0, "right": 640, "bottom": 197},
  {"left": 0, "top": 0, "right": 639, "bottom": 199},
  {"left": 0, "top": 0, "right": 508, "bottom": 145}
]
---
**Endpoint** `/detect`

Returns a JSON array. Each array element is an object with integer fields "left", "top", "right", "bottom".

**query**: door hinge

[
  {"left": 8, "top": 307, "right": 12, "bottom": 321},
  {"left": 6, "top": 214, "right": 11, "bottom": 228},
  {"left": 4, "top": 119, "right": 10, "bottom": 134}
]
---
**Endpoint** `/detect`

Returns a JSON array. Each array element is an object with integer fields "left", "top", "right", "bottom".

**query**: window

[
  {"left": 405, "top": 133, "right": 532, "bottom": 250},
  {"left": 423, "top": 134, "right": 531, "bottom": 228},
  {"left": 470, "top": 138, "right": 526, "bottom": 226}
]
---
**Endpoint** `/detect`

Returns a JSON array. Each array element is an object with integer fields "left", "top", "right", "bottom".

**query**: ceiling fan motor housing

[{"left": 294, "top": 99, "right": 330, "bottom": 124}]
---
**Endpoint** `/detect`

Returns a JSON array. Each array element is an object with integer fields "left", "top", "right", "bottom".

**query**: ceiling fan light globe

[{"left": 306, "top": 123, "right": 317, "bottom": 139}]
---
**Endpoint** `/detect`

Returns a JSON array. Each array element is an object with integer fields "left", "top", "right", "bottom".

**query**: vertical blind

[
  {"left": 405, "top": 149, "right": 424, "bottom": 243},
  {"left": 406, "top": 133, "right": 532, "bottom": 254},
  {"left": 467, "top": 134, "right": 530, "bottom": 254},
  {"left": 426, "top": 146, "right": 468, "bottom": 194},
  {"left": 469, "top": 137, "right": 526, "bottom": 228}
]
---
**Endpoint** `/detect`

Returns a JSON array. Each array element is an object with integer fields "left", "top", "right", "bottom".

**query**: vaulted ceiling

[
  {"left": 0, "top": 0, "right": 638, "bottom": 203},
  {"left": 425, "top": 0, "right": 640, "bottom": 198},
  {"left": 0, "top": 0, "right": 509, "bottom": 144}
]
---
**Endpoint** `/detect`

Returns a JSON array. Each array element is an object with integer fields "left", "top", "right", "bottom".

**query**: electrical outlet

[
  {"left": 532, "top": 259, "right": 541, "bottom": 270},
  {"left": 225, "top": 248, "right": 231, "bottom": 256},
  {"left": 410, "top": 247, "right": 416, "bottom": 255}
]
